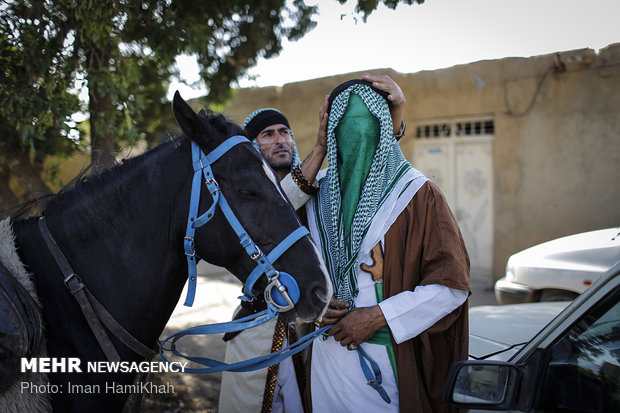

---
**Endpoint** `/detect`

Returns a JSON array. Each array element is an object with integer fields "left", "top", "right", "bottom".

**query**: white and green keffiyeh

[
  {"left": 242, "top": 108, "right": 301, "bottom": 171},
  {"left": 309, "top": 84, "right": 427, "bottom": 305}
]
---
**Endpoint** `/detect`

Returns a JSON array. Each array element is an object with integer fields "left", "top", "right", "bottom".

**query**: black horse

[{"left": 7, "top": 92, "right": 330, "bottom": 411}]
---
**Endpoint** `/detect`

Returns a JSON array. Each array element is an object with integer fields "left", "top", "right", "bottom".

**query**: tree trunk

[
  {"left": 89, "top": 89, "right": 116, "bottom": 171},
  {"left": 87, "top": 44, "right": 116, "bottom": 172},
  {"left": 0, "top": 122, "right": 50, "bottom": 217}
]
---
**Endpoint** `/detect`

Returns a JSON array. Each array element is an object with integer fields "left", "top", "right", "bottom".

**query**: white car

[
  {"left": 494, "top": 227, "right": 620, "bottom": 304},
  {"left": 444, "top": 260, "right": 620, "bottom": 412}
]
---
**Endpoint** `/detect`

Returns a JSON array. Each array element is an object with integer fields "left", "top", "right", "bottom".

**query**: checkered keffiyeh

[
  {"left": 242, "top": 108, "right": 301, "bottom": 171},
  {"left": 312, "top": 84, "right": 414, "bottom": 305}
]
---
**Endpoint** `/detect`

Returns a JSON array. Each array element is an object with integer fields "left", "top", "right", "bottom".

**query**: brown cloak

[
  {"left": 303, "top": 180, "right": 470, "bottom": 412},
  {"left": 383, "top": 180, "right": 471, "bottom": 412}
]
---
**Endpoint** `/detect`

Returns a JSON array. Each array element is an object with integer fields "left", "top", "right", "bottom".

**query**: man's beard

[{"left": 267, "top": 144, "right": 293, "bottom": 172}]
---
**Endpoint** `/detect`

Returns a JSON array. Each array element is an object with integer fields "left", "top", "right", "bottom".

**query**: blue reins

[
  {"left": 161, "top": 322, "right": 331, "bottom": 374},
  {"left": 160, "top": 320, "right": 388, "bottom": 404}
]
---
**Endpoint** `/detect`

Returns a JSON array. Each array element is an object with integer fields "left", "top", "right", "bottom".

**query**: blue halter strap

[
  {"left": 183, "top": 136, "right": 306, "bottom": 316},
  {"left": 356, "top": 344, "right": 391, "bottom": 403}
]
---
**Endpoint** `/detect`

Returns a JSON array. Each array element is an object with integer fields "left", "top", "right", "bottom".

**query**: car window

[{"left": 537, "top": 288, "right": 620, "bottom": 412}]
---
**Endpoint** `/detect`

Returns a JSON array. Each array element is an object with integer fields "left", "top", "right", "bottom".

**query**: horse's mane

[
  {"left": 9, "top": 137, "right": 181, "bottom": 222},
  {"left": 10, "top": 111, "right": 247, "bottom": 222}
]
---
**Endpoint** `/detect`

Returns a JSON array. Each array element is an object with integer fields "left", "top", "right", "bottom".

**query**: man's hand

[
  {"left": 328, "top": 304, "right": 387, "bottom": 350},
  {"left": 363, "top": 73, "right": 405, "bottom": 107},
  {"left": 317, "top": 94, "right": 329, "bottom": 150},
  {"left": 319, "top": 299, "right": 350, "bottom": 327},
  {"left": 362, "top": 73, "right": 406, "bottom": 136}
]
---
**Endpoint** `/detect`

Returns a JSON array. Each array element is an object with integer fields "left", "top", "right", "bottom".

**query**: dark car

[{"left": 444, "top": 260, "right": 620, "bottom": 412}]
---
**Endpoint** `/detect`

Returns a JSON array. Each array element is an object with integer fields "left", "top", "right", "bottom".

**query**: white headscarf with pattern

[{"left": 307, "top": 83, "right": 428, "bottom": 305}]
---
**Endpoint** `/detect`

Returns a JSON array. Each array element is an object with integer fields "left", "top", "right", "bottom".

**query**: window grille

[{"left": 416, "top": 119, "right": 494, "bottom": 139}]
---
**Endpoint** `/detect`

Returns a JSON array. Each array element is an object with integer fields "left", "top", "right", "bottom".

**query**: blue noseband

[{"left": 183, "top": 137, "right": 307, "bottom": 315}]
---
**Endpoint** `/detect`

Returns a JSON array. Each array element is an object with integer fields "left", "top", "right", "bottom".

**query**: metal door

[{"left": 412, "top": 119, "right": 494, "bottom": 283}]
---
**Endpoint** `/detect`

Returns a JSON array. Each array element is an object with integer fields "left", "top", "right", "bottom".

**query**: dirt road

[{"left": 131, "top": 263, "right": 242, "bottom": 413}]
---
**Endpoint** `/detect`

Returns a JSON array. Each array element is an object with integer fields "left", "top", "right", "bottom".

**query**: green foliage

[
  {"left": 1, "top": 0, "right": 414, "bottom": 166},
  {"left": 2, "top": 0, "right": 324, "bottom": 163},
  {"left": 340, "top": 0, "right": 424, "bottom": 22},
  {"left": 0, "top": 2, "right": 80, "bottom": 159}
]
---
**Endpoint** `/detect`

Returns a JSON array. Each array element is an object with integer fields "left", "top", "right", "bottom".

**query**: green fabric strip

[
  {"left": 335, "top": 94, "right": 380, "bottom": 242},
  {"left": 367, "top": 326, "right": 391, "bottom": 346},
  {"left": 366, "top": 283, "right": 399, "bottom": 385}
]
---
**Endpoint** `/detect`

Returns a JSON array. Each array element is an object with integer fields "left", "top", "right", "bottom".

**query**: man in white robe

[{"left": 307, "top": 79, "right": 471, "bottom": 412}]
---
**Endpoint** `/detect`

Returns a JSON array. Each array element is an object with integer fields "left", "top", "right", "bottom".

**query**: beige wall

[{"left": 222, "top": 44, "right": 620, "bottom": 284}]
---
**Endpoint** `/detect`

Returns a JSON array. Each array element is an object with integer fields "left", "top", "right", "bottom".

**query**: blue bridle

[
  {"left": 161, "top": 136, "right": 390, "bottom": 403},
  {"left": 183, "top": 136, "right": 306, "bottom": 316},
  {"left": 160, "top": 134, "right": 326, "bottom": 370}
]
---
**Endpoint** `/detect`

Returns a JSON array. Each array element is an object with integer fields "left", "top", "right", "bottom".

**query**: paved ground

[{"left": 135, "top": 263, "right": 498, "bottom": 412}]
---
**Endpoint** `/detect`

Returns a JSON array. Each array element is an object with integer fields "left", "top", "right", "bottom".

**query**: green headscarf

[
  {"left": 311, "top": 83, "right": 414, "bottom": 305},
  {"left": 336, "top": 94, "right": 380, "bottom": 242}
]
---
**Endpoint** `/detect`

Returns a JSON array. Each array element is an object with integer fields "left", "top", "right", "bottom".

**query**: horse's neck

[{"left": 26, "top": 146, "right": 191, "bottom": 351}]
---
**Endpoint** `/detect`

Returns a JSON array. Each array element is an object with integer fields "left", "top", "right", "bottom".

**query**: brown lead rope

[
  {"left": 261, "top": 316, "right": 305, "bottom": 413},
  {"left": 261, "top": 316, "right": 285, "bottom": 412}
]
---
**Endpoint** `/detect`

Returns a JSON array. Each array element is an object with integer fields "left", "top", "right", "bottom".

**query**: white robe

[
  {"left": 306, "top": 168, "right": 467, "bottom": 412},
  {"left": 309, "top": 247, "right": 468, "bottom": 412}
]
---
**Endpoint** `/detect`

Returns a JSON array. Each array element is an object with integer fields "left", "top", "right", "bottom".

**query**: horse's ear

[{"left": 172, "top": 91, "right": 201, "bottom": 138}]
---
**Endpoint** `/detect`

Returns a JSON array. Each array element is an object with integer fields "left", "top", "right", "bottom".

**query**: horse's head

[{"left": 172, "top": 92, "right": 331, "bottom": 322}]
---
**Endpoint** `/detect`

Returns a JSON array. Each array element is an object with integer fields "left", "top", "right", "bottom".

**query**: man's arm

[
  {"left": 278, "top": 96, "right": 328, "bottom": 210},
  {"left": 323, "top": 286, "right": 467, "bottom": 348},
  {"left": 378, "top": 285, "right": 468, "bottom": 344}
]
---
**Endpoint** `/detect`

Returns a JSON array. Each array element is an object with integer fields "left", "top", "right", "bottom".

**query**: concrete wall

[{"left": 222, "top": 44, "right": 620, "bottom": 283}]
